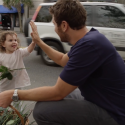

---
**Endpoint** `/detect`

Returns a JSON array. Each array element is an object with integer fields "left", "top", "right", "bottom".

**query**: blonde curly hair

[{"left": 0, "top": 31, "right": 20, "bottom": 53}]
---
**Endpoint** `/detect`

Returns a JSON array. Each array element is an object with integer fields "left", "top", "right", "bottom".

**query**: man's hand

[
  {"left": 30, "top": 21, "right": 41, "bottom": 44},
  {"left": 0, "top": 90, "right": 13, "bottom": 108}
]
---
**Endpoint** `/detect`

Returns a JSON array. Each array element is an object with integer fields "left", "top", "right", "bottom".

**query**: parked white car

[{"left": 24, "top": 2, "right": 125, "bottom": 66}]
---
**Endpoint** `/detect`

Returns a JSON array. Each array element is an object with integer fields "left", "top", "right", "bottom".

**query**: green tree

[{"left": 2, "top": 0, "right": 34, "bottom": 32}]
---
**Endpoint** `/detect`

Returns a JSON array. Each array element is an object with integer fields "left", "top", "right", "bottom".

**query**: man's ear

[{"left": 61, "top": 21, "right": 68, "bottom": 32}]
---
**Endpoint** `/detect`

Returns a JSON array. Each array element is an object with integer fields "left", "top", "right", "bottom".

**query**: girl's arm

[{"left": 27, "top": 41, "right": 36, "bottom": 53}]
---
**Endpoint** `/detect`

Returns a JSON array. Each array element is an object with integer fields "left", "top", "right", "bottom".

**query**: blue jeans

[{"left": 33, "top": 89, "right": 119, "bottom": 125}]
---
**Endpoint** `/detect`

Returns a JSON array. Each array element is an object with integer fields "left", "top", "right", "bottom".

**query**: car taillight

[{"left": 32, "top": 6, "right": 42, "bottom": 21}]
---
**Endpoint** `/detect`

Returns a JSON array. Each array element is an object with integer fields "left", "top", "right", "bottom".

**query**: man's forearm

[
  {"left": 37, "top": 40, "right": 65, "bottom": 66},
  {"left": 18, "top": 86, "right": 62, "bottom": 101}
]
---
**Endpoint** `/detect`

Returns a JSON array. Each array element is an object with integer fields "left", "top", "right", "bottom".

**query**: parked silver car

[{"left": 24, "top": 2, "right": 125, "bottom": 66}]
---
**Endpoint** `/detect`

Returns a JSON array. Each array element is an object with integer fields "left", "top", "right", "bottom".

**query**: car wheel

[
  {"left": 24, "top": 18, "right": 31, "bottom": 37},
  {"left": 41, "top": 41, "right": 63, "bottom": 66}
]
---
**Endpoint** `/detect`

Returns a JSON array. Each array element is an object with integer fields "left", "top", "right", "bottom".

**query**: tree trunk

[
  {"left": 16, "top": 4, "right": 22, "bottom": 33},
  {"left": 18, "top": 12, "right": 22, "bottom": 32}
]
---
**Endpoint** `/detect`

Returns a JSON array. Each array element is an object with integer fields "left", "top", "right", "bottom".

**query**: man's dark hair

[{"left": 49, "top": 0, "right": 86, "bottom": 30}]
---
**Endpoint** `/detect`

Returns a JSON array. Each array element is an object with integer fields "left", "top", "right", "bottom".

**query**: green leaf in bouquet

[
  {"left": 0, "top": 68, "right": 4, "bottom": 72},
  {"left": 0, "top": 66, "right": 8, "bottom": 72},
  {"left": 7, "top": 73, "right": 13, "bottom": 80},
  {"left": 0, "top": 72, "right": 13, "bottom": 80}
]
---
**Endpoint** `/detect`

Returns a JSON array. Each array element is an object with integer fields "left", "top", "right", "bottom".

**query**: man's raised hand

[{"left": 30, "top": 21, "right": 41, "bottom": 44}]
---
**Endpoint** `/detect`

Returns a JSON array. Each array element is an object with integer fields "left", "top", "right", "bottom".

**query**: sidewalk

[{"left": 14, "top": 27, "right": 22, "bottom": 34}]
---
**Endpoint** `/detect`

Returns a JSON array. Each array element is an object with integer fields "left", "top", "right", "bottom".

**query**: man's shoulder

[
  {"left": 83, "top": 28, "right": 110, "bottom": 46},
  {"left": 87, "top": 28, "right": 104, "bottom": 40},
  {"left": 76, "top": 28, "right": 104, "bottom": 46}
]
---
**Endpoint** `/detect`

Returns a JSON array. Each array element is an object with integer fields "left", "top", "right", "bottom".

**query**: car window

[
  {"left": 94, "top": 5, "right": 125, "bottom": 29},
  {"left": 84, "top": 5, "right": 92, "bottom": 26},
  {"left": 35, "top": 6, "right": 52, "bottom": 23},
  {"left": 35, "top": 4, "right": 93, "bottom": 25}
]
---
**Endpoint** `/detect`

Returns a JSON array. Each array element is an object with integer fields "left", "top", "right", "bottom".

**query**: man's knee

[
  {"left": 33, "top": 101, "right": 59, "bottom": 121},
  {"left": 33, "top": 102, "right": 47, "bottom": 120}
]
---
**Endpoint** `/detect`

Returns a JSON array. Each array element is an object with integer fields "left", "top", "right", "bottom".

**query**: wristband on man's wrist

[{"left": 12, "top": 89, "right": 19, "bottom": 102}]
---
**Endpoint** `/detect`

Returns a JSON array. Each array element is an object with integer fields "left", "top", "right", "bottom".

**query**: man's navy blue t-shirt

[{"left": 60, "top": 28, "right": 125, "bottom": 125}]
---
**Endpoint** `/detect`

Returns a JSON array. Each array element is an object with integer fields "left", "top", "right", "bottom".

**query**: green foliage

[
  {"left": 2, "top": 0, "right": 34, "bottom": 32},
  {"left": 2, "top": 0, "right": 34, "bottom": 9},
  {"left": 0, "top": 102, "right": 34, "bottom": 125},
  {"left": 6, "top": 120, "right": 15, "bottom": 125},
  {"left": 0, "top": 66, "right": 13, "bottom": 80},
  {"left": 0, "top": 65, "right": 26, "bottom": 81},
  {"left": 0, "top": 108, "right": 14, "bottom": 125}
]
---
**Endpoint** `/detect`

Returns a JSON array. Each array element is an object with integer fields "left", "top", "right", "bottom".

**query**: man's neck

[{"left": 68, "top": 26, "right": 89, "bottom": 45}]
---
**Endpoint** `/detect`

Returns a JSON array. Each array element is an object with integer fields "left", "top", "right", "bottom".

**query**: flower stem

[{"left": 9, "top": 68, "right": 26, "bottom": 71}]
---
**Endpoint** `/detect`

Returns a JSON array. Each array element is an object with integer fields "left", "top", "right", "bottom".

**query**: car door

[{"left": 93, "top": 5, "right": 125, "bottom": 60}]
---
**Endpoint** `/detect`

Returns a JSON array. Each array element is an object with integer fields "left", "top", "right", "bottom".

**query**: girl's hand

[{"left": 32, "top": 41, "right": 35, "bottom": 44}]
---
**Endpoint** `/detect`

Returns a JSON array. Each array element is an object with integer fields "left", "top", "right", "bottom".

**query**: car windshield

[{"left": 35, "top": 6, "right": 52, "bottom": 23}]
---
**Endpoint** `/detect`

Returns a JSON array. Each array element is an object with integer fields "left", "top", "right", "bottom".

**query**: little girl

[{"left": 0, "top": 31, "right": 36, "bottom": 92}]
